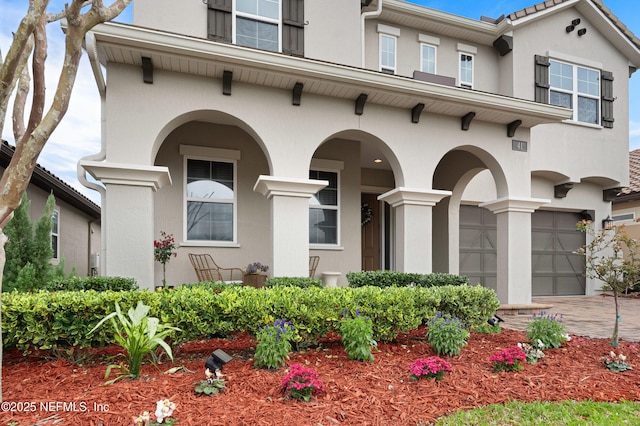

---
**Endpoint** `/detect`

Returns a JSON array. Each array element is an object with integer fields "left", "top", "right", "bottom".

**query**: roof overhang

[{"left": 87, "top": 21, "right": 571, "bottom": 129}]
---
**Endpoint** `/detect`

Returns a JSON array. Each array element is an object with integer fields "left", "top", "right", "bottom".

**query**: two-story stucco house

[{"left": 79, "top": 0, "right": 640, "bottom": 303}]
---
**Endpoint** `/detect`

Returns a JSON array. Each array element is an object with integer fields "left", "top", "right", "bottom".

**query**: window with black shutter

[
  {"left": 206, "top": 0, "right": 304, "bottom": 56},
  {"left": 535, "top": 54, "right": 613, "bottom": 128},
  {"left": 601, "top": 70, "right": 614, "bottom": 128}
]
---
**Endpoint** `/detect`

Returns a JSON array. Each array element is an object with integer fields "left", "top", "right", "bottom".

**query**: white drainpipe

[
  {"left": 361, "top": 0, "right": 383, "bottom": 68},
  {"left": 79, "top": 31, "right": 108, "bottom": 275}
]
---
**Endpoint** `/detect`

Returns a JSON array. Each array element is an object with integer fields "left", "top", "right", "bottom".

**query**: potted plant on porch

[{"left": 243, "top": 262, "right": 269, "bottom": 288}]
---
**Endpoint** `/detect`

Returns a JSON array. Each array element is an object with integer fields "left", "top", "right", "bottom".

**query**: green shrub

[
  {"left": 265, "top": 277, "right": 322, "bottom": 288},
  {"left": 431, "top": 284, "right": 500, "bottom": 329},
  {"left": 2, "top": 283, "right": 499, "bottom": 353},
  {"left": 346, "top": 270, "right": 468, "bottom": 288},
  {"left": 43, "top": 276, "right": 138, "bottom": 292}
]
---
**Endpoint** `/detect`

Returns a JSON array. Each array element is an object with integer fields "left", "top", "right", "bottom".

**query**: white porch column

[
  {"left": 254, "top": 176, "right": 328, "bottom": 278},
  {"left": 378, "top": 187, "right": 451, "bottom": 273},
  {"left": 81, "top": 161, "right": 171, "bottom": 289},
  {"left": 479, "top": 197, "right": 549, "bottom": 304}
]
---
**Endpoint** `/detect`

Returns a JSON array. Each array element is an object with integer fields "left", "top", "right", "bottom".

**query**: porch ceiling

[{"left": 88, "top": 22, "right": 571, "bottom": 130}]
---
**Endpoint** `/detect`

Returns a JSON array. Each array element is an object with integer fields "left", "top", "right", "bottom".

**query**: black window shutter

[
  {"left": 601, "top": 70, "right": 614, "bottom": 129},
  {"left": 282, "top": 0, "right": 304, "bottom": 56},
  {"left": 207, "top": 0, "right": 232, "bottom": 42},
  {"left": 534, "top": 55, "right": 550, "bottom": 104}
]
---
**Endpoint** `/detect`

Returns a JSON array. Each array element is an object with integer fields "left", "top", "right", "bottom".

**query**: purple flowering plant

[
  {"left": 245, "top": 262, "right": 269, "bottom": 274},
  {"left": 409, "top": 356, "right": 452, "bottom": 381},
  {"left": 490, "top": 346, "right": 527, "bottom": 372},
  {"left": 338, "top": 308, "right": 377, "bottom": 362},
  {"left": 281, "top": 363, "right": 325, "bottom": 402},
  {"left": 254, "top": 319, "right": 296, "bottom": 370}
]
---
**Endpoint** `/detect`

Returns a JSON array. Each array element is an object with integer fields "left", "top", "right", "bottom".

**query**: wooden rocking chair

[{"left": 188, "top": 253, "right": 244, "bottom": 283}]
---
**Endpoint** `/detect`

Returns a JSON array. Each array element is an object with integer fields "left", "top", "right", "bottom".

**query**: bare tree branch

[
  {"left": 25, "top": 13, "right": 48, "bottom": 138},
  {"left": 12, "top": 64, "right": 30, "bottom": 142},
  {"left": 0, "top": 0, "right": 48, "bottom": 133}
]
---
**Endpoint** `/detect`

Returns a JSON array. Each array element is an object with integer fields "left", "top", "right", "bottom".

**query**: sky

[{"left": 1, "top": 0, "right": 639, "bottom": 206}]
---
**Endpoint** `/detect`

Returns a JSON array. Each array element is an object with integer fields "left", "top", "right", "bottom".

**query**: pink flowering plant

[
  {"left": 154, "top": 231, "right": 178, "bottom": 287},
  {"left": 409, "top": 356, "right": 452, "bottom": 381},
  {"left": 490, "top": 346, "right": 527, "bottom": 372},
  {"left": 281, "top": 363, "right": 325, "bottom": 402}
]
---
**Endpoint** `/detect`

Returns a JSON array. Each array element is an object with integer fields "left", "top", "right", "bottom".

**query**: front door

[{"left": 361, "top": 193, "right": 380, "bottom": 271}]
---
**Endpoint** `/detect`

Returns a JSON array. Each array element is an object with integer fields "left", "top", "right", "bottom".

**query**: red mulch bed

[{"left": 2, "top": 328, "right": 639, "bottom": 425}]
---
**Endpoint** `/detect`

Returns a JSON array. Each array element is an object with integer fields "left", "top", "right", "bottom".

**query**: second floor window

[
  {"left": 185, "top": 159, "right": 236, "bottom": 242},
  {"left": 549, "top": 60, "right": 600, "bottom": 125},
  {"left": 421, "top": 44, "right": 436, "bottom": 74},
  {"left": 235, "top": 0, "right": 280, "bottom": 51},
  {"left": 380, "top": 34, "right": 397, "bottom": 74},
  {"left": 207, "top": 0, "right": 303, "bottom": 56},
  {"left": 309, "top": 170, "right": 338, "bottom": 245},
  {"left": 459, "top": 53, "right": 473, "bottom": 89}
]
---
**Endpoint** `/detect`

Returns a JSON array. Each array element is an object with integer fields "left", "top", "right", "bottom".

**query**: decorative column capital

[
  {"left": 253, "top": 175, "right": 328, "bottom": 199},
  {"left": 479, "top": 196, "right": 549, "bottom": 214},
  {"left": 377, "top": 187, "right": 451, "bottom": 208},
  {"left": 80, "top": 161, "right": 171, "bottom": 190}
]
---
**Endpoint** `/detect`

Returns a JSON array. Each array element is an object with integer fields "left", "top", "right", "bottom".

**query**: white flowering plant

[
  {"left": 518, "top": 341, "right": 545, "bottom": 364},
  {"left": 131, "top": 399, "right": 177, "bottom": 425},
  {"left": 603, "top": 351, "right": 633, "bottom": 372},
  {"left": 194, "top": 368, "right": 226, "bottom": 395}
]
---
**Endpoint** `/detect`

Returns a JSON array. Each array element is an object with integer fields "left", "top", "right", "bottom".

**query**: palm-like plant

[{"left": 89, "top": 301, "right": 180, "bottom": 382}]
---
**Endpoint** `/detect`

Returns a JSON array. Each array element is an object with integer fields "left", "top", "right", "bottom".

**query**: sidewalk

[{"left": 499, "top": 295, "right": 640, "bottom": 342}]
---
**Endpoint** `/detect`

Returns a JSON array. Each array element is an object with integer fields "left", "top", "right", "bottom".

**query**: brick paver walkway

[{"left": 500, "top": 295, "right": 640, "bottom": 342}]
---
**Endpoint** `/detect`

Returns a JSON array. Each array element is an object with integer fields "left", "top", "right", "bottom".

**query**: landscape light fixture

[
  {"left": 602, "top": 215, "right": 614, "bottom": 231},
  {"left": 487, "top": 314, "right": 504, "bottom": 327},
  {"left": 205, "top": 349, "right": 233, "bottom": 372}
]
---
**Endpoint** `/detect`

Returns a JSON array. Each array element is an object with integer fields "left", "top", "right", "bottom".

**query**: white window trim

[
  {"left": 232, "top": 0, "right": 282, "bottom": 52},
  {"left": 457, "top": 43, "right": 476, "bottom": 89},
  {"left": 181, "top": 145, "right": 240, "bottom": 247},
  {"left": 420, "top": 43, "right": 437, "bottom": 74},
  {"left": 379, "top": 33, "right": 397, "bottom": 74},
  {"left": 549, "top": 59, "right": 601, "bottom": 126},
  {"left": 378, "top": 24, "right": 399, "bottom": 75},
  {"left": 458, "top": 52, "right": 474, "bottom": 89},
  {"left": 309, "top": 166, "right": 341, "bottom": 248}
]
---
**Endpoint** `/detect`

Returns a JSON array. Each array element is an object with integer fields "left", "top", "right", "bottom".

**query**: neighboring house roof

[
  {"left": 0, "top": 140, "right": 101, "bottom": 219},
  {"left": 614, "top": 149, "right": 640, "bottom": 203}
]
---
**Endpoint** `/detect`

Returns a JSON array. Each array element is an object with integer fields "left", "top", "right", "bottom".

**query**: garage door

[
  {"left": 459, "top": 206, "right": 585, "bottom": 296},
  {"left": 459, "top": 205, "right": 497, "bottom": 292},
  {"left": 531, "top": 210, "right": 585, "bottom": 296}
]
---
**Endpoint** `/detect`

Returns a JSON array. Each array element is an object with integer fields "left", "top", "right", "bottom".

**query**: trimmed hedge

[
  {"left": 346, "top": 270, "right": 468, "bottom": 288},
  {"left": 2, "top": 284, "right": 499, "bottom": 353},
  {"left": 42, "top": 276, "right": 138, "bottom": 292},
  {"left": 265, "top": 277, "right": 323, "bottom": 288}
]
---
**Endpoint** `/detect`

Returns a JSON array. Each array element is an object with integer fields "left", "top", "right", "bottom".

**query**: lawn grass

[{"left": 434, "top": 400, "right": 640, "bottom": 425}]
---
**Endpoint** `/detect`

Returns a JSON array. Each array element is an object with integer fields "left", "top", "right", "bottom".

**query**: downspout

[
  {"left": 361, "top": 0, "right": 383, "bottom": 68},
  {"left": 78, "top": 31, "right": 107, "bottom": 276}
]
